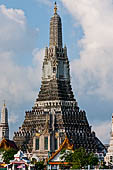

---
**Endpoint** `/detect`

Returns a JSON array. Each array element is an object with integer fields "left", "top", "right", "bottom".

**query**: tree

[
  {"left": 87, "top": 152, "right": 99, "bottom": 167},
  {"left": 60, "top": 148, "right": 73, "bottom": 162},
  {"left": 2, "top": 149, "right": 17, "bottom": 164},
  {"left": 60, "top": 147, "right": 99, "bottom": 169},
  {"left": 71, "top": 147, "right": 89, "bottom": 169},
  {"left": 35, "top": 161, "right": 45, "bottom": 170}
]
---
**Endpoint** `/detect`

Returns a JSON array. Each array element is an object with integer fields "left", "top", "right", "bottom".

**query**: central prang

[{"left": 13, "top": 2, "right": 105, "bottom": 160}]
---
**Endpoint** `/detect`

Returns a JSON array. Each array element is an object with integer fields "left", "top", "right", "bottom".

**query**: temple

[{"left": 13, "top": 2, "right": 105, "bottom": 159}]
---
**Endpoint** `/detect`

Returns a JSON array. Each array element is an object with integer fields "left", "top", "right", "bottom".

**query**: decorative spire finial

[
  {"left": 3, "top": 100, "right": 6, "bottom": 107},
  {"left": 54, "top": 2, "right": 57, "bottom": 14}
]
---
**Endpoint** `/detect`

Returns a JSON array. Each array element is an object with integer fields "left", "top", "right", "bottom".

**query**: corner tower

[
  {"left": 0, "top": 103, "right": 9, "bottom": 141},
  {"left": 13, "top": 2, "right": 105, "bottom": 159}
]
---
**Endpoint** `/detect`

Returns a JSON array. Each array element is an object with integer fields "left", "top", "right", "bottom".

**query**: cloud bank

[
  {"left": 60, "top": 0, "right": 113, "bottom": 143},
  {"left": 0, "top": 5, "right": 44, "bottom": 137},
  {"left": 0, "top": 5, "right": 36, "bottom": 55},
  {"left": 61, "top": 0, "right": 113, "bottom": 101},
  {"left": 92, "top": 121, "right": 111, "bottom": 144}
]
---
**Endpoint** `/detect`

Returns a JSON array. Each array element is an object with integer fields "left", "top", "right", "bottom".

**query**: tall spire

[{"left": 49, "top": 2, "right": 62, "bottom": 48}]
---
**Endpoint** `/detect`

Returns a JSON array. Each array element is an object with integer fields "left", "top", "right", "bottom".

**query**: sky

[{"left": 0, "top": 0, "right": 113, "bottom": 144}]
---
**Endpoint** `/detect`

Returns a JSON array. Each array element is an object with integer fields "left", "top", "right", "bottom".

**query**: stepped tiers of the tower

[{"left": 13, "top": 2, "right": 105, "bottom": 158}]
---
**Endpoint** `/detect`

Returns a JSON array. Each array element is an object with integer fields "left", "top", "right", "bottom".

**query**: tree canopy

[
  {"left": 35, "top": 161, "right": 45, "bottom": 170},
  {"left": 60, "top": 147, "right": 99, "bottom": 169},
  {"left": 2, "top": 149, "right": 17, "bottom": 164}
]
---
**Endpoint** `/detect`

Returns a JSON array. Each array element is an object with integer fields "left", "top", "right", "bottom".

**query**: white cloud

[
  {"left": 0, "top": 49, "right": 44, "bottom": 109},
  {"left": 0, "top": 5, "right": 37, "bottom": 55},
  {"left": 0, "top": 5, "right": 25, "bottom": 24},
  {"left": 0, "top": 48, "right": 44, "bottom": 138},
  {"left": 0, "top": 5, "right": 44, "bottom": 137},
  {"left": 0, "top": 48, "right": 44, "bottom": 105},
  {"left": 92, "top": 121, "right": 111, "bottom": 144},
  {"left": 61, "top": 0, "right": 113, "bottom": 100},
  {"left": 0, "top": 5, "right": 41, "bottom": 107},
  {"left": 9, "top": 113, "right": 18, "bottom": 124}
]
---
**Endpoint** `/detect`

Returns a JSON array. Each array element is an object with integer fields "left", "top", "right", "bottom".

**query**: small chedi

[
  {"left": 0, "top": 103, "right": 9, "bottom": 141},
  {"left": 0, "top": 103, "right": 18, "bottom": 164},
  {"left": 104, "top": 113, "right": 113, "bottom": 165},
  {"left": 13, "top": 2, "right": 105, "bottom": 159}
]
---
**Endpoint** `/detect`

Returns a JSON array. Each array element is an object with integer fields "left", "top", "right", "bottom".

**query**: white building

[
  {"left": 0, "top": 103, "right": 9, "bottom": 141},
  {"left": 104, "top": 113, "right": 113, "bottom": 165},
  {"left": 8, "top": 150, "right": 31, "bottom": 170}
]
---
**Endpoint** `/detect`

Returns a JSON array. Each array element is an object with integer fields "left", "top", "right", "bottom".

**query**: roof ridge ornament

[{"left": 54, "top": 2, "right": 57, "bottom": 14}]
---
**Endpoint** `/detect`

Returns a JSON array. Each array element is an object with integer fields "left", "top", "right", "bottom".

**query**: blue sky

[
  {"left": 0, "top": 0, "right": 81, "bottom": 65},
  {"left": 0, "top": 0, "right": 113, "bottom": 144}
]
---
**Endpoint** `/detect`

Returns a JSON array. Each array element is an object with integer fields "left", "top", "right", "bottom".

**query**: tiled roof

[
  {"left": 0, "top": 138, "right": 18, "bottom": 150},
  {"left": 49, "top": 136, "right": 73, "bottom": 161}
]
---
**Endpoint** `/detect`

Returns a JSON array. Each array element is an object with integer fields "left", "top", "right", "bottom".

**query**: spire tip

[
  {"left": 3, "top": 100, "right": 6, "bottom": 107},
  {"left": 54, "top": 2, "right": 57, "bottom": 14}
]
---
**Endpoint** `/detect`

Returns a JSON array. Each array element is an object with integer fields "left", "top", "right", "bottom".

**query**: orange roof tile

[
  {"left": 49, "top": 136, "right": 73, "bottom": 161},
  {"left": 0, "top": 138, "right": 18, "bottom": 150},
  {"left": 49, "top": 162, "right": 71, "bottom": 165}
]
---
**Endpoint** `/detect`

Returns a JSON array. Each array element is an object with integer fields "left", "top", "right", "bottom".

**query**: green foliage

[
  {"left": 2, "top": 149, "right": 17, "bottom": 164},
  {"left": 60, "top": 148, "right": 73, "bottom": 162},
  {"left": 72, "top": 147, "right": 87, "bottom": 168},
  {"left": 0, "top": 148, "right": 5, "bottom": 153},
  {"left": 99, "top": 161, "right": 109, "bottom": 169},
  {"left": 60, "top": 147, "right": 99, "bottom": 169},
  {"left": 87, "top": 152, "right": 98, "bottom": 166},
  {"left": 31, "top": 158, "right": 37, "bottom": 164},
  {"left": 35, "top": 161, "right": 45, "bottom": 170}
]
